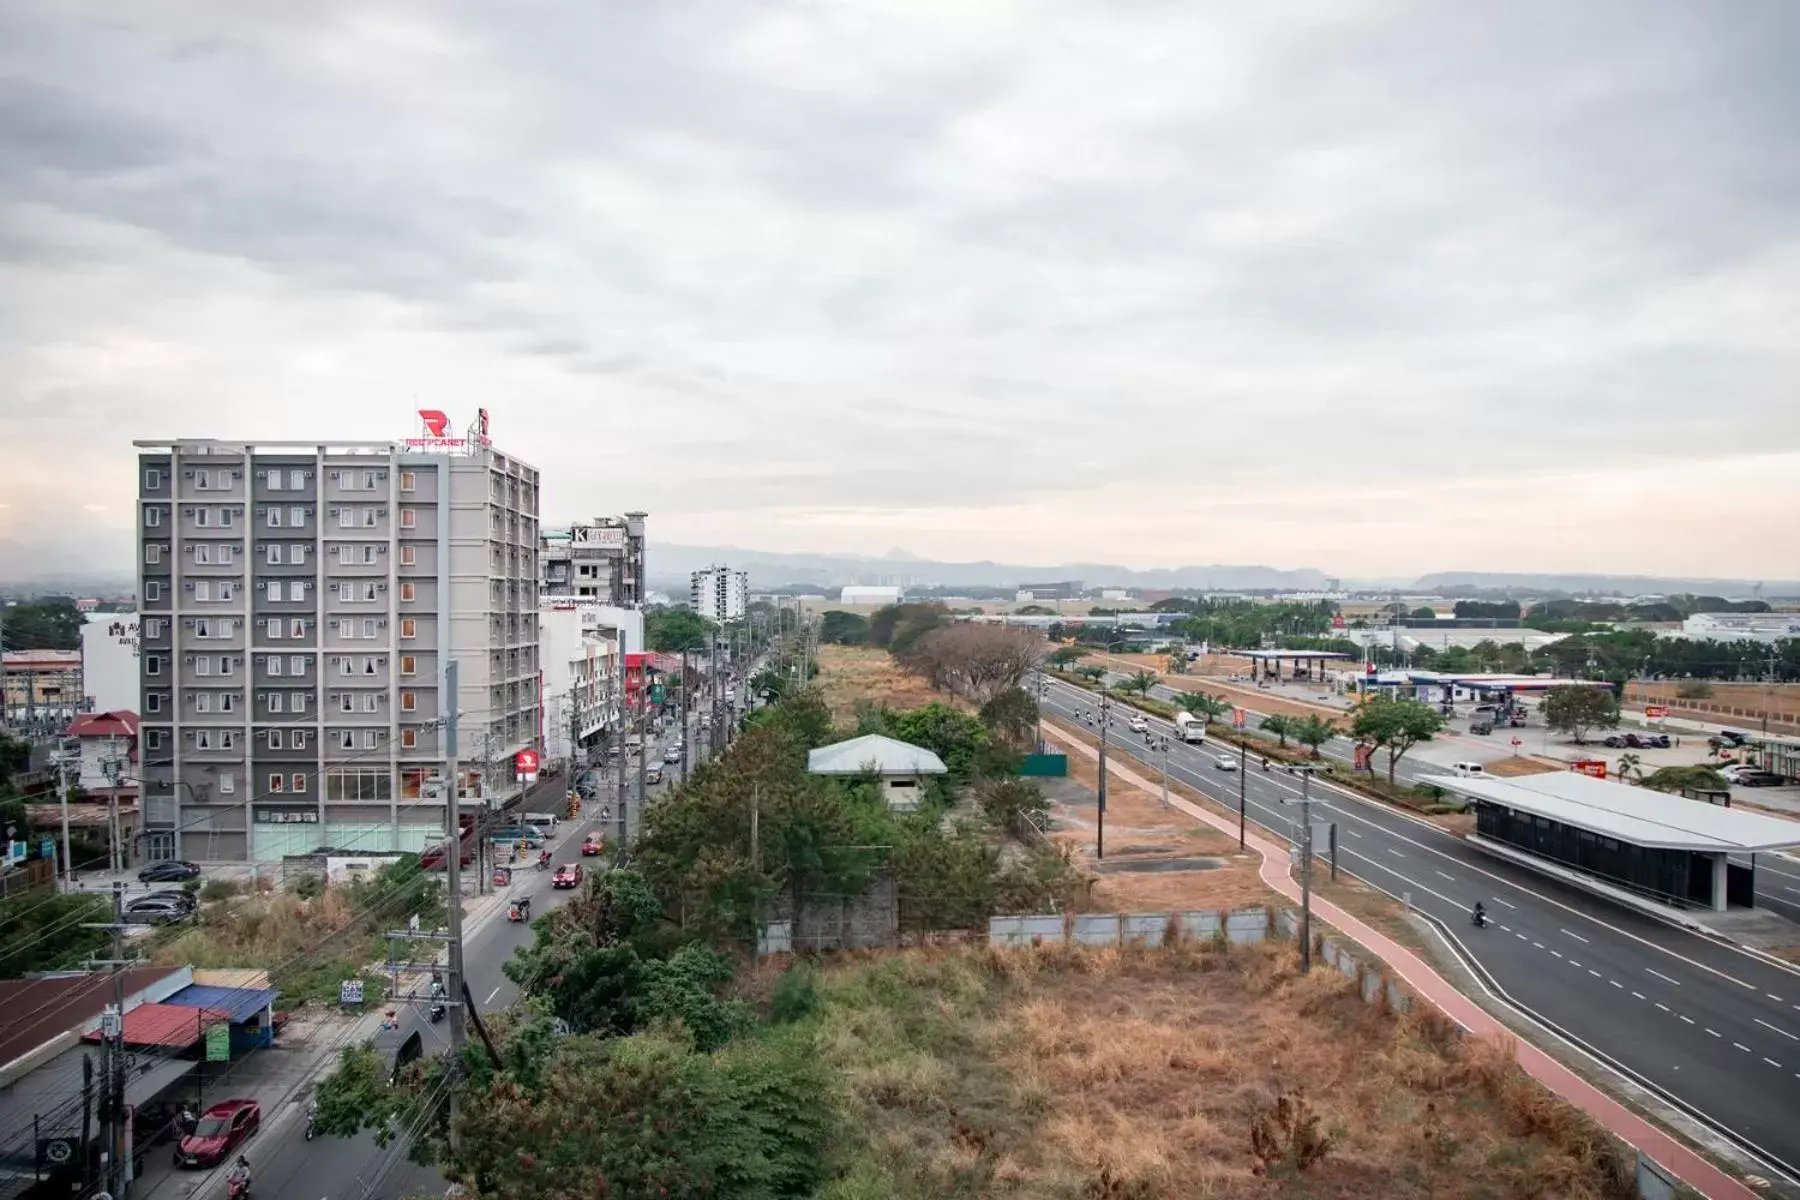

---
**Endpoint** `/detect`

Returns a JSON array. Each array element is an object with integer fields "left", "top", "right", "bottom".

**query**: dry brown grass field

[
  {"left": 814, "top": 643, "right": 968, "bottom": 724},
  {"left": 812, "top": 941, "right": 1636, "bottom": 1199}
]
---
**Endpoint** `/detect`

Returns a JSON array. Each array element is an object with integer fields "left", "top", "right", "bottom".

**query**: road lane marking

[
  {"left": 1491, "top": 897, "right": 1516, "bottom": 909},
  {"left": 1655, "top": 1002, "right": 1669, "bottom": 1012},
  {"left": 1733, "top": 1042, "right": 1752, "bottom": 1053},
  {"left": 1769, "top": 994, "right": 1785, "bottom": 1003},
  {"left": 1561, "top": 929, "right": 1590, "bottom": 944},
  {"left": 1755, "top": 1018, "right": 1798, "bottom": 1042},
  {"left": 1706, "top": 1028, "right": 1721, "bottom": 1037},
  {"left": 1435, "top": 870, "right": 1455, "bottom": 881},
  {"left": 1609, "top": 980, "right": 1623, "bottom": 988},
  {"left": 1632, "top": 991, "right": 1646, "bottom": 1000},
  {"left": 1345, "top": 828, "right": 1362, "bottom": 838},
  {"left": 1551, "top": 949, "right": 1564, "bottom": 958},
  {"left": 1388, "top": 848, "right": 1406, "bottom": 858},
  {"left": 1767, "top": 1058, "right": 1784, "bottom": 1069},
  {"left": 485, "top": 986, "right": 501, "bottom": 1004},
  {"left": 1499, "top": 924, "right": 1512, "bottom": 932},
  {"left": 1533, "top": 942, "right": 1546, "bottom": 949},
  {"left": 1679, "top": 1015, "right": 1695, "bottom": 1024},
  {"left": 1646, "top": 968, "right": 1682, "bottom": 987},
  {"left": 1569, "top": 960, "right": 1582, "bottom": 968},
  {"left": 1589, "top": 970, "right": 1602, "bottom": 978}
]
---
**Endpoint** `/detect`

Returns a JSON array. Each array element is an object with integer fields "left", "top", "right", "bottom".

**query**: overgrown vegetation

[
  {"left": 0, "top": 891, "right": 111, "bottom": 976},
  {"left": 1543, "top": 685, "right": 1621, "bottom": 745}
]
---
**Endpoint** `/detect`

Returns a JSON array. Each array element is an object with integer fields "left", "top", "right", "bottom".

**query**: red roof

[
  {"left": 83, "top": 1002, "right": 231, "bottom": 1049},
  {"left": 0, "top": 969, "right": 181, "bottom": 1066},
  {"left": 66, "top": 710, "right": 139, "bottom": 739}
]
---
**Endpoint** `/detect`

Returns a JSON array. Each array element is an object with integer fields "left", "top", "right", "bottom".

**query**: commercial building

[
  {"left": 838, "top": 585, "right": 903, "bottom": 606},
  {"left": 1015, "top": 580, "right": 1084, "bottom": 601},
  {"left": 1675, "top": 613, "right": 1800, "bottom": 643},
  {"left": 691, "top": 566, "right": 748, "bottom": 624},
  {"left": 540, "top": 513, "right": 647, "bottom": 607},
  {"left": 82, "top": 611, "right": 140, "bottom": 715},
  {"left": 132, "top": 423, "right": 541, "bottom": 864},
  {"left": 2, "top": 648, "right": 83, "bottom": 726},
  {"left": 539, "top": 603, "right": 627, "bottom": 769}
]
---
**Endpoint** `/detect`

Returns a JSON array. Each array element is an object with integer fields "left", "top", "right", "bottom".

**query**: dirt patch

[
  {"left": 813, "top": 644, "right": 965, "bottom": 724},
  {"left": 1483, "top": 756, "right": 1562, "bottom": 778},
  {"left": 818, "top": 942, "right": 1640, "bottom": 1200}
]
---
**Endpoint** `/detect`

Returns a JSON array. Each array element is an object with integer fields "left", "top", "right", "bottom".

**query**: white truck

[{"left": 1174, "top": 711, "right": 1207, "bottom": 744}]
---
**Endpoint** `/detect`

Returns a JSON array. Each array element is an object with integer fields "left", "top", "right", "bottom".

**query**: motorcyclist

[
  {"left": 1472, "top": 901, "right": 1487, "bottom": 927},
  {"left": 227, "top": 1155, "right": 251, "bottom": 1188},
  {"left": 537, "top": 848, "right": 552, "bottom": 868},
  {"left": 1260, "top": 757, "right": 1270, "bottom": 772}
]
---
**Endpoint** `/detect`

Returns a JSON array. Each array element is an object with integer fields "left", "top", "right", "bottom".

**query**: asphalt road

[
  {"left": 1084, "top": 668, "right": 1800, "bottom": 921},
  {"left": 1042, "top": 677, "right": 1800, "bottom": 1186},
  {"left": 219, "top": 721, "right": 704, "bottom": 1200}
]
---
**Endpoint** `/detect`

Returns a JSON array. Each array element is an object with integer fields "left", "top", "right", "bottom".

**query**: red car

[
  {"left": 581, "top": 833, "right": 604, "bottom": 856},
  {"left": 552, "top": 863, "right": 583, "bottom": 889},
  {"left": 176, "top": 1098, "right": 260, "bottom": 1168}
]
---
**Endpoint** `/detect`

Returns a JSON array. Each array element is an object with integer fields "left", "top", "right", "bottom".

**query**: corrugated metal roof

[
  {"left": 0, "top": 968, "right": 181, "bottom": 1070},
  {"left": 82, "top": 1002, "right": 229, "bottom": 1049},
  {"left": 193, "top": 968, "right": 272, "bottom": 991},
  {"left": 807, "top": 735, "right": 948, "bottom": 777},
  {"left": 1421, "top": 770, "right": 1800, "bottom": 852},
  {"left": 163, "top": 985, "right": 279, "bottom": 1024}
]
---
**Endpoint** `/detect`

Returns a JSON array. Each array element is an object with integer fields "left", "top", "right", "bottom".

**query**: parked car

[
  {"left": 553, "top": 863, "right": 583, "bottom": 889},
  {"left": 125, "top": 897, "right": 193, "bottom": 925},
  {"left": 175, "top": 1098, "right": 260, "bottom": 1168},
  {"left": 138, "top": 861, "right": 201, "bottom": 884},
  {"left": 1214, "top": 754, "right": 1239, "bottom": 771},
  {"left": 141, "top": 889, "right": 199, "bottom": 910},
  {"left": 1732, "top": 770, "right": 1783, "bottom": 788},
  {"left": 581, "top": 832, "right": 605, "bottom": 856}
]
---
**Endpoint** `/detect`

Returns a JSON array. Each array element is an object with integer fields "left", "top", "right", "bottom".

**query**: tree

[
  {"left": 1615, "top": 752, "right": 1644, "bottom": 782},
  {"left": 1543, "top": 685, "right": 1620, "bottom": 745},
  {"left": 646, "top": 608, "right": 717, "bottom": 654},
  {"left": 1641, "top": 764, "right": 1731, "bottom": 794},
  {"left": 867, "top": 602, "right": 948, "bottom": 652},
  {"left": 1073, "top": 665, "right": 1106, "bottom": 683},
  {"left": 1119, "top": 670, "right": 1159, "bottom": 697},
  {"left": 896, "top": 625, "right": 1043, "bottom": 703},
  {"left": 1173, "top": 690, "right": 1231, "bottom": 723},
  {"left": 978, "top": 688, "right": 1039, "bottom": 748},
  {"left": 1260, "top": 714, "right": 1295, "bottom": 748},
  {"left": 818, "top": 610, "right": 870, "bottom": 645},
  {"left": 978, "top": 778, "right": 1048, "bottom": 829},
  {"left": 1, "top": 601, "right": 82, "bottom": 650},
  {"left": 1047, "top": 646, "right": 1084, "bottom": 672},
  {"left": 1, "top": 893, "right": 112, "bottom": 978},
  {"left": 1291, "top": 714, "right": 1337, "bottom": 759},
  {"left": 1348, "top": 696, "right": 1447, "bottom": 786}
]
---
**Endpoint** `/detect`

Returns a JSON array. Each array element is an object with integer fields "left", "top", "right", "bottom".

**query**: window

[
  {"left": 338, "top": 507, "right": 353, "bottom": 529},
  {"left": 145, "top": 468, "right": 162, "bottom": 490},
  {"left": 361, "top": 470, "right": 377, "bottom": 490},
  {"left": 145, "top": 581, "right": 162, "bottom": 602},
  {"left": 195, "top": 692, "right": 211, "bottom": 712},
  {"left": 266, "top": 580, "right": 282, "bottom": 601},
  {"left": 219, "top": 655, "right": 234, "bottom": 676},
  {"left": 290, "top": 469, "right": 305, "bottom": 490},
  {"left": 338, "top": 544, "right": 356, "bottom": 567},
  {"left": 218, "top": 545, "right": 234, "bottom": 565},
  {"left": 194, "top": 618, "right": 212, "bottom": 639},
  {"left": 146, "top": 544, "right": 161, "bottom": 565},
  {"left": 218, "top": 581, "right": 235, "bottom": 602},
  {"left": 340, "top": 693, "right": 354, "bottom": 713},
  {"left": 267, "top": 471, "right": 282, "bottom": 492},
  {"left": 292, "top": 730, "right": 308, "bottom": 750},
  {"left": 363, "top": 657, "right": 378, "bottom": 676},
  {"left": 400, "top": 508, "right": 417, "bottom": 529},
  {"left": 267, "top": 618, "right": 283, "bottom": 639},
  {"left": 267, "top": 544, "right": 282, "bottom": 565},
  {"left": 401, "top": 728, "right": 417, "bottom": 749},
  {"left": 399, "top": 546, "right": 416, "bottom": 566},
  {"left": 400, "top": 655, "right": 416, "bottom": 676},
  {"left": 268, "top": 729, "right": 284, "bottom": 748},
  {"left": 195, "top": 507, "right": 210, "bottom": 528},
  {"left": 358, "top": 582, "right": 377, "bottom": 603},
  {"left": 267, "top": 692, "right": 284, "bottom": 712},
  {"left": 292, "top": 773, "right": 307, "bottom": 793},
  {"left": 269, "top": 773, "right": 284, "bottom": 793},
  {"left": 338, "top": 657, "right": 353, "bottom": 677},
  {"left": 361, "top": 693, "right": 378, "bottom": 713},
  {"left": 400, "top": 471, "right": 416, "bottom": 492},
  {"left": 195, "top": 655, "right": 212, "bottom": 677},
  {"left": 290, "top": 618, "right": 305, "bottom": 638},
  {"left": 400, "top": 617, "right": 416, "bottom": 639},
  {"left": 326, "top": 767, "right": 392, "bottom": 801},
  {"left": 268, "top": 655, "right": 282, "bottom": 676},
  {"left": 362, "top": 507, "right": 378, "bottom": 528},
  {"left": 196, "top": 730, "right": 214, "bottom": 750},
  {"left": 290, "top": 581, "right": 304, "bottom": 601},
  {"left": 339, "top": 620, "right": 357, "bottom": 641},
  {"left": 363, "top": 730, "right": 379, "bottom": 750},
  {"left": 195, "top": 545, "right": 211, "bottom": 567},
  {"left": 289, "top": 654, "right": 305, "bottom": 674},
  {"left": 289, "top": 505, "right": 306, "bottom": 528},
  {"left": 147, "top": 692, "right": 163, "bottom": 713},
  {"left": 292, "top": 692, "right": 309, "bottom": 713},
  {"left": 194, "top": 469, "right": 212, "bottom": 491},
  {"left": 195, "top": 580, "right": 212, "bottom": 602},
  {"left": 361, "top": 618, "right": 377, "bottom": 639},
  {"left": 218, "top": 618, "right": 235, "bottom": 637},
  {"left": 146, "top": 654, "right": 162, "bottom": 676},
  {"left": 219, "top": 693, "right": 236, "bottom": 714},
  {"left": 145, "top": 506, "right": 162, "bottom": 528},
  {"left": 267, "top": 507, "right": 282, "bottom": 528},
  {"left": 400, "top": 690, "right": 416, "bottom": 712},
  {"left": 221, "top": 730, "right": 237, "bottom": 751},
  {"left": 361, "top": 544, "right": 377, "bottom": 565},
  {"left": 290, "top": 544, "right": 307, "bottom": 565},
  {"left": 399, "top": 582, "right": 415, "bottom": 602},
  {"left": 144, "top": 618, "right": 162, "bottom": 637},
  {"left": 339, "top": 731, "right": 355, "bottom": 751},
  {"left": 220, "top": 507, "right": 234, "bottom": 528}
]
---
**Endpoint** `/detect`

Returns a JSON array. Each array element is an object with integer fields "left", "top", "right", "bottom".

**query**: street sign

[
  {"left": 1511, "top": 737, "right": 1522, "bottom": 749},
  {"left": 204, "top": 1021, "right": 230, "bottom": 1063},
  {"left": 339, "top": 979, "right": 365, "bottom": 1007}
]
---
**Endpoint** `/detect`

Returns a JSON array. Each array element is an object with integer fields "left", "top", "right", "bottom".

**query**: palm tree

[
  {"left": 1292, "top": 714, "right": 1337, "bottom": 759},
  {"left": 1048, "top": 646, "right": 1084, "bottom": 672},
  {"left": 1616, "top": 751, "right": 1644, "bottom": 783},
  {"left": 1174, "top": 690, "right": 1231, "bottom": 724},
  {"left": 1261, "top": 714, "right": 1294, "bottom": 748},
  {"left": 1122, "top": 670, "right": 1160, "bottom": 697},
  {"left": 1074, "top": 664, "right": 1106, "bottom": 683}
]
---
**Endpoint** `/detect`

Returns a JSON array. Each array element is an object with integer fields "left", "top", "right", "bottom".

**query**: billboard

[
  {"left": 515, "top": 749, "right": 541, "bottom": 782},
  {"left": 1571, "top": 760, "right": 1608, "bottom": 779},
  {"left": 570, "top": 524, "right": 627, "bottom": 550}
]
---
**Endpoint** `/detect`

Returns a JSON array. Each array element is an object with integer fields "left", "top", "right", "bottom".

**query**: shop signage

[
  {"left": 1571, "top": 760, "right": 1608, "bottom": 779},
  {"left": 255, "top": 809, "right": 319, "bottom": 824},
  {"left": 402, "top": 408, "right": 493, "bottom": 453},
  {"left": 204, "top": 1021, "right": 230, "bottom": 1063},
  {"left": 515, "top": 749, "right": 541, "bottom": 782},
  {"left": 1644, "top": 705, "right": 1670, "bottom": 720}
]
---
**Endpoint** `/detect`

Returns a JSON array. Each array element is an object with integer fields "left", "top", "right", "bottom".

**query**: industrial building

[
  {"left": 838, "top": 585, "right": 904, "bottom": 606},
  {"left": 540, "top": 513, "right": 647, "bottom": 607},
  {"left": 132, "top": 420, "right": 541, "bottom": 864},
  {"left": 1674, "top": 612, "right": 1800, "bottom": 643}
]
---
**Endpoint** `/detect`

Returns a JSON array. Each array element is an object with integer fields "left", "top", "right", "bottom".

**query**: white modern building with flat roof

[
  {"left": 691, "top": 566, "right": 748, "bottom": 624},
  {"left": 838, "top": 585, "right": 903, "bottom": 606},
  {"left": 1675, "top": 613, "right": 1800, "bottom": 644},
  {"left": 81, "top": 612, "right": 140, "bottom": 716}
]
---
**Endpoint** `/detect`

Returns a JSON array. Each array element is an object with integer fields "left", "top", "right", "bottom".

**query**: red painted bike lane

[{"left": 1043, "top": 723, "right": 1752, "bottom": 1200}]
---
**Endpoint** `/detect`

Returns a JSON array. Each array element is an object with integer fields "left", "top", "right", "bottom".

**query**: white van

[
  {"left": 522, "top": 812, "right": 560, "bottom": 831},
  {"left": 1451, "top": 762, "right": 1487, "bottom": 778}
]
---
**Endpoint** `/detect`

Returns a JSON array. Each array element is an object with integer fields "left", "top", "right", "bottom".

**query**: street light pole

[
  {"left": 1157, "top": 735, "right": 1170, "bottom": 808},
  {"left": 1289, "top": 764, "right": 1319, "bottom": 973},
  {"left": 1096, "top": 689, "right": 1109, "bottom": 860}
]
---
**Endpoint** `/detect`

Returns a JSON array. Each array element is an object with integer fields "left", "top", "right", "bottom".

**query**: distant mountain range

[{"left": 1404, "top": 571, "right": 1800, "bottom": 599}]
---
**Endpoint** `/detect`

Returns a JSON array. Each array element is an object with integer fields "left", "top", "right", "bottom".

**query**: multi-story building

[
  {"left": 82, "top": 612, "right": 141, "bottom": 715},
  {"left": 2, "top": 648, "right": 84, "bottom": 727},
  {"left": 132, "top": 434, "right": 540, "bottom": 865},
  {"left": 690, "top": 566, "right": 748, "bottom": 624},
  {"left": 540, "top": 513, "right": 647, "bottom": 607},
  {"left": 538, "top": 602, "right": 632, "bottom": 768}
]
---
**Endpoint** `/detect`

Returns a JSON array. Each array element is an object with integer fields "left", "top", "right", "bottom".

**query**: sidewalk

[{"left": 1042, "top": 722, "right": 1755, "bottom": 1200}]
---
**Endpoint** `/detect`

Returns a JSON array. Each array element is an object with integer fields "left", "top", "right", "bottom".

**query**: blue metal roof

[{"left": 163, "top": 984, "right": 280, "bottom": 1024}]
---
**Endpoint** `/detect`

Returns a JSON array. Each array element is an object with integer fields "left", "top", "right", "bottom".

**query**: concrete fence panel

[
  {"left": 1635, "top": 1154, "right": 1679, "bottom": 1200},
  {"left": 758, "top": 920, "right": 792, "bottom": 957},
  {"left": 988, "top": 914, "right": 1067, "bottom": 947},
  {"left": 1385, "top": 978, "right": 1410, "bottom": 1012},
  {"left": 1074, "top": 913, "right": 1122, "bottom": 946},
  {"left": 1361, "top": 969, "right": 1383, "bottom": 1004},
  {"left": 1123, "top": 913, "right": 1168, "bottom": 946},
  {"left": 1180, "top": 911, "right": 1223, "bottom": 940},
  {"left": 1228, "top": 908, "right": 1269, "bottom": 944}
]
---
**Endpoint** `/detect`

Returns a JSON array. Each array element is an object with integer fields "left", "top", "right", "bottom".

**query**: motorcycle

[
  {"left": 536, "top": 852, "right": 551, "bottom": 871},
  {"left": 304, "top": 1102, "right": 317, "bottom": 1142},
  {"left": 1471, "top": 906, "right": 1488, "bottom": 929},
  {"left": 226, "top": 1170, "right": 251, "bottom": 1199},
  {"left": 429, "top": 1002, "right": 446, "bottom": 1023}
]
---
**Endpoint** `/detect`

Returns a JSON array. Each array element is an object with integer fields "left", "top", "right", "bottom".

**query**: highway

[{"left": 1041, "top": 676, "right": 1800, "bottom": 1185}]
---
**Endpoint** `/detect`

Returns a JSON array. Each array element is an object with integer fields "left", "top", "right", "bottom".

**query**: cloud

[{"left": 1, "top": 0, "right": 1796, "bottom": 579}]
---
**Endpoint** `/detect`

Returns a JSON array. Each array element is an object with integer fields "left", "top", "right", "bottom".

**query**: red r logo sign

[{"left": 418, "top": 409, "right": 451, "bottom": 437}]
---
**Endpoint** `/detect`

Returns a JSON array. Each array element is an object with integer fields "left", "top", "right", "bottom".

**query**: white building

[
  {"left": 538, "top": 604, "right": 626, "bottom": 768},
  {"left": 807, "top": 734, "right": 948, "bottom": 813},
  {"left": 839, "top": 585, "right": 903, "bottom": 606},
  {"left": 81, "top": 612, "right": 140, "bottom": 715},
  {"left": 1676, "top": 613, "right": 1800, "bottom": 644},
  {"left": 691, "top": 566, "right": 748, "bottom": 624}
]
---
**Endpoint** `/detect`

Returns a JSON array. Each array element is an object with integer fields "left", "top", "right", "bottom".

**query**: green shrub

[
  {"left": 199, "top": 879, "right": 237, "bottom": 903},
  {"left": 770, "top": 963, "right": 821, "bottom": 1024}
]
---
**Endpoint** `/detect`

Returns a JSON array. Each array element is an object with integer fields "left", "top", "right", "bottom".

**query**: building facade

[
  {"left": 132, "top": 436, "right": 541, "bottom": 864},
  {"left": 81, "top": 612, "right": 140, "bottom": 716},
  {"left": 838, "top": 585, "right": 903, "bottom": 606},
  {"left": 690, "top": 566, "right": 748, "bottom": 624},
  {"left": 539, "top": 604, "right": 626, "bottom": 768},
  {"left": 2, "top": 649, "right": 83, "bottom": 728},
  {"left": 1677, "top": 613, "right": 1800, "bottom": 644},
  {"left": 540, "top": 513, "right": 647, "bottom": 607}
]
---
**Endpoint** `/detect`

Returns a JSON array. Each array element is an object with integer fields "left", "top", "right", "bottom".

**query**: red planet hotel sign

[{"left": 514, "top": 749, "right": 540, "bottom": 782}]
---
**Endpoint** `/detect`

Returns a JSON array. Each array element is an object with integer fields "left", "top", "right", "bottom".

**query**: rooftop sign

[{"left": 403, "top": 408, "right": 493, "bottom": 453}]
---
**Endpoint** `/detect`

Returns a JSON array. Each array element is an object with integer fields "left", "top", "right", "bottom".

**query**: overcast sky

[{"left": 2, "top": 0, "right": 1796, "bottom": 580}]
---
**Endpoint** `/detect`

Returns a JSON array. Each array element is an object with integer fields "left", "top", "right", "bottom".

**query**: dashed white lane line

[
  {"left": 485, "top": 986, "right": 501, "bottom": 1004},
  {"left": 1645, "top": 967, "right": 1682, "bottom": 987},
  {"left": 1551, "top": 950, "right": 1564, "bottom": 959},
  {"left": 1569, "top": 960, "right": 1583, "bottom": 968},
  {"left": 1532, "top": 941, "right": 1546, "bottom": 949},
  {"left": 1755, "top": 1017, "right": 1798, "bottom": 1041},
  {"left": 1435, "top": 870, "right": 1455, "bottom": 881},
  {"left": 1491, "top": 896, "right": 1517, "bottom": 909},
  {"left": 1515, "top": 932, "right": 1527, "bottom": 940},
  {"left": 1609, "top": 980, "right": 1624, "bottom": 989},
  {"left": 1588, "top": 969, "right": 1602, "bottom": 978},
  {"left": 1345, "top": 828, "right": 1362, "bottom": 838},
  {"left": 1733, "top": 1042, "right": 1752, "bottom": 1053},
  {"left": 1766, "top": 1058, "right": 1784, "bottom": 1069},
  {"left": 1655, "top": 1002, "right": 1670, "bottom": 1012},
  {"left": 1560, "top": 928, "right": 1590, "bottom": 944},
  {"left": 1771, "top": 993, "right": 1786, "bottom": 1003},
  {"left": 1679, "top": 1014, "right": 1695, "bottom": 1024},
  {"left": 1632, "top": 991, "right": 1647, "bottom": 1000},
  {"left": 1498, "top": 924, "right": 1512, "bottom": 932},
  {"left": 1388, "top": 848, "right": 1406, "bottom": 858},
  {"left": 1706, "top": 1028, "right": 1722, "bottom": 1038}
]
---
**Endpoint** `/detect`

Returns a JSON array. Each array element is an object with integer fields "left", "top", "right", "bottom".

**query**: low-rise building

[
  {"left": 2, "top": 648, "right": 83, "bottom": 726},
  {"left": 539, "top": 605, "right": 625, "bottom": 768},
  {"left": 838, "top": 585, "right": 903, "bottom": 606},
  {"left": 1675, "top": 613, "right": 1800, "bottom": 643},
  {"left": 806, "top": 734, "right": 949, "bottom": 812}
]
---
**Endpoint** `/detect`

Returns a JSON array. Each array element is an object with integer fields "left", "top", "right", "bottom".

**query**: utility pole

[
  {"left": 710, "top": 634, "right": 722, "bottom": 757},
  {"left": 615, "top": 647, "right": 627, "bottom": 838},
  {"left": 1157, "top": 734, "right": 1170, "bottom": 808},
  {"left": 678, "top": 650, "right": 690, "bottom": 784},
  {"left": 1096, "top": 690, "right": 1109, "bottom": 860},
  {"left": 54, "top": 743, "right": 75, "bottom": 890},
  {"left": 633, "top": 676, "right": 646, "bottom": 842},
  {"left": 82, "top": 883, "right": 132, "bottom": 1199},
  {"left": 1237, "top": 739, "right": 1247, "bottom": 850},
  {"left": 439, "top": 661, "right": 467, "bottom": 1148},
  {"left": 103, "top": 738, "right": 126, "bottom": 874},
  {"left": 0, "top": 609, "right": 7, "bottom": 730},
  {"left": 1291, "top": 764, "right": 1318, "bottom": 974}
]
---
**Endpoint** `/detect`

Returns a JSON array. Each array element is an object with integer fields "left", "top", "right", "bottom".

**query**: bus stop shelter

[{"left": 1422, "top": 769, "right": 1800, "bottom": 912}]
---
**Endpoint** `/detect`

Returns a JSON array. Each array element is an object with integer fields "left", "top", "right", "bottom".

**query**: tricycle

[{"left": 507, "top": 896, "right": 532, "bottom": 923}]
